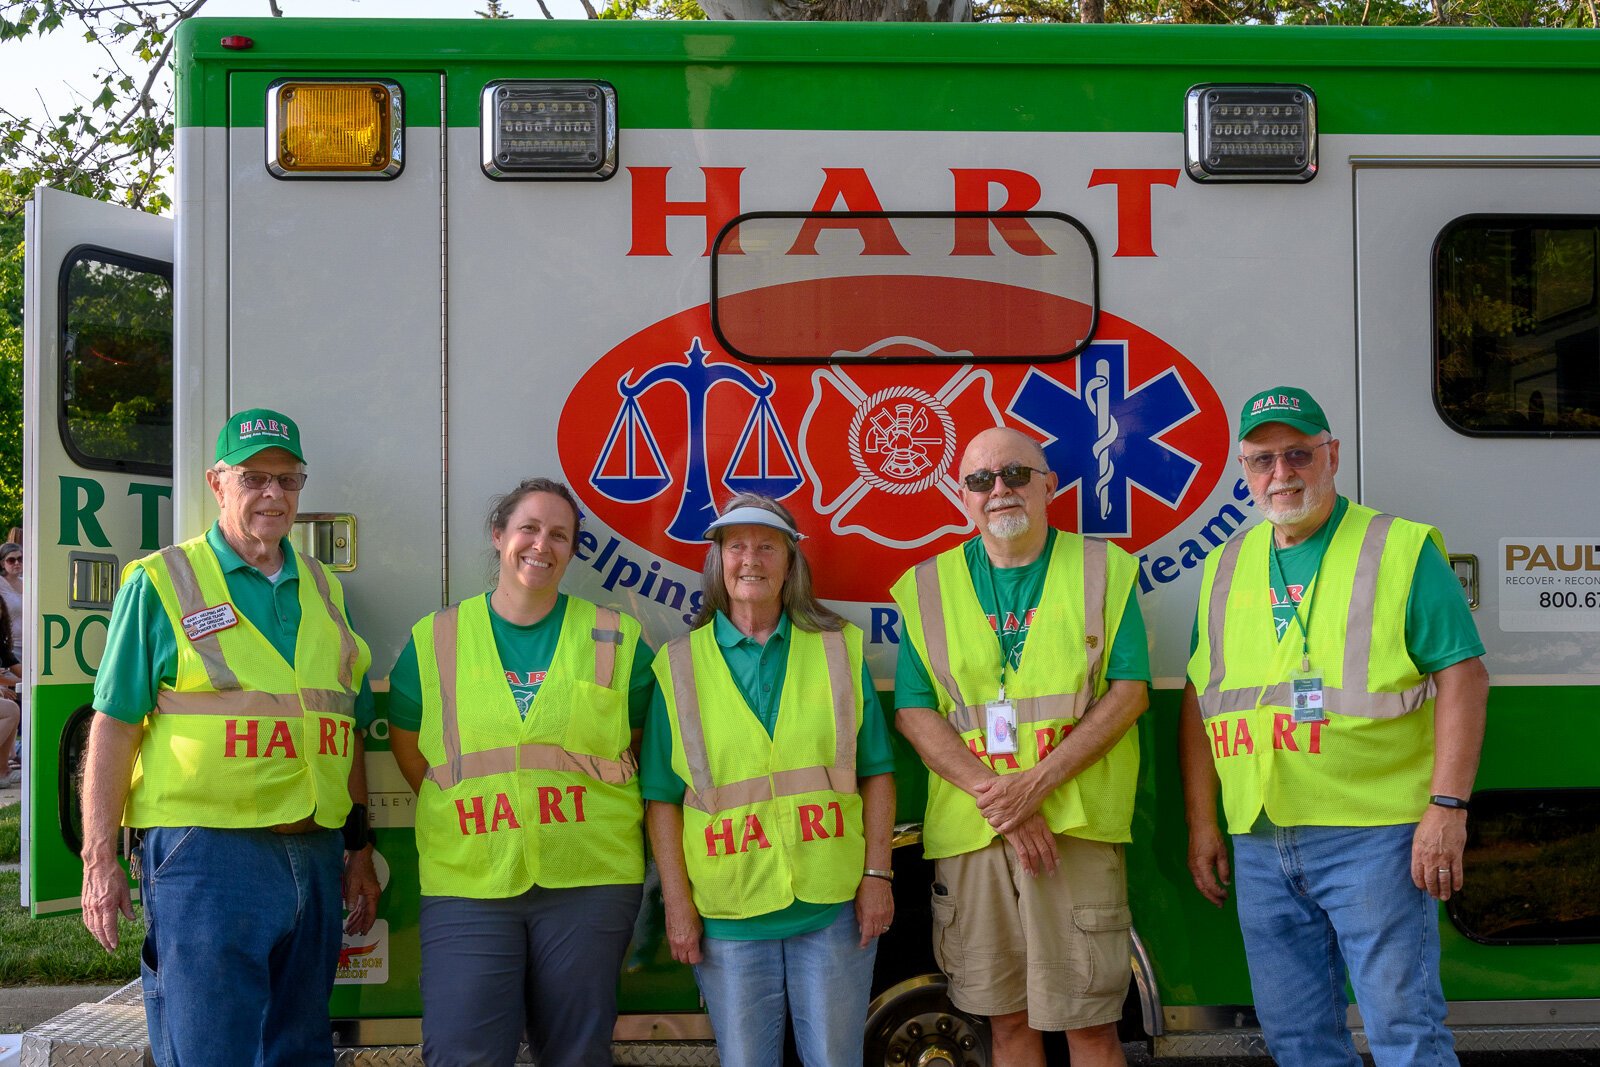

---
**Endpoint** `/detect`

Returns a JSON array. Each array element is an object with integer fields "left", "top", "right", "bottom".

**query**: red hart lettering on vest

[
  {"left": 704, "top": 814, "right": 772, "bottom": 857},
  {"left": 1209, "top": 715, "right": 1324, "bottom": 759},
  {"left": 798, "top": 801, "right": 845, "bottom": 841},
  {"left": 456, "top": 793, "right": 522, "bottom": 835},
  {"left": 182, "top": 603, "right": 239, "bottom": 641},
  {"left": 223, "top": 719, "right": 295, "bottom": 758}
]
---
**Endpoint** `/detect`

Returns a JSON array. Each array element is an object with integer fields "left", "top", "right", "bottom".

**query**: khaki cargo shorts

[{"left": 931, "top": 833, "right": 1131, "bottom": 1032}]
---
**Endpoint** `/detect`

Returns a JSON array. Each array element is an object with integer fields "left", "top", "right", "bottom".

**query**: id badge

[
  {"left": 1290, "top": 671, "right": 1325, "bottom": 723},
  {"left": 985, "top": 700, "right": 1018, "bottom": 755}
]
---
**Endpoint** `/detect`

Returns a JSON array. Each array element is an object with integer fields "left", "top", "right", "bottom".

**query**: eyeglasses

[
  {"left": 232, "top": 469, "right": 308, "bottom": 492},
  {"left": 1239, "top": 440, "right": 1332, "bottom": 475},
  {"left": 1, "top": 557, "right": 18, "bottom": 566},
  {"left": 962, "top": 464, "right": 1049, "bottom": 493}
]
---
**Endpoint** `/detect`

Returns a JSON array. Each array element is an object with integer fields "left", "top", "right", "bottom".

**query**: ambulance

[{"left": 20, "top": 15, "right": 1600, "bottom": 1063}]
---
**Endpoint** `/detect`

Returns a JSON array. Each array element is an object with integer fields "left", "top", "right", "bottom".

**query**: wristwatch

[{"left": 1428, "top": 794, "right": 1471, "bottom": 812}]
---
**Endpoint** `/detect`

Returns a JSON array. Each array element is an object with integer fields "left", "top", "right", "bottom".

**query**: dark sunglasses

[{"left": 962, "top": 464, "right": 1049, "bottom": 493}]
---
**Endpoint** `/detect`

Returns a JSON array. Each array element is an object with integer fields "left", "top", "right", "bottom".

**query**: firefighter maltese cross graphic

[
  {"left": 1009, "top": 340, "right": 1202, "bottom": 538},
  {"left": 801, "top": 365, "right": 1006, "bottom": 549}
]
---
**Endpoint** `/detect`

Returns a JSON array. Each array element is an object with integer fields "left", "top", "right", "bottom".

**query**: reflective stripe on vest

[
  {"left": 423, "top": 605, "right": 637, "bottom": 790},
  {"left": 912, "top": 537, "right": 1108, "bottom": 734},
  {"left": 664, "top": 628, "right": 857, "bottom": 814},
  {"left": 1197, "top": 513, "right": 1435, "bottom": 721}
]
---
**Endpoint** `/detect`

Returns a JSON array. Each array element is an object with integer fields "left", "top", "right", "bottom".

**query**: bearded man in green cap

[
  {"left": 1179, "top": 386, "right": 1488, "bottom": 1067},
  {"left": 80, "top": 408, "right": 380, "bottom": 1067}
]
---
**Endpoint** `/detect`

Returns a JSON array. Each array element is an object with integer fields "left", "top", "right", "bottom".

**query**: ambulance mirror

[{"left": 710, "top": 211, "right": 1099, "bottom": 365}]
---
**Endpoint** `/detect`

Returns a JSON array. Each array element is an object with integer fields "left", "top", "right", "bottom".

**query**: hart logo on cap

[
  {"left": 216, "top": 407, "right": 306, "bottom": 466},
  {"left": 1238, "top": 386, "right": 1330, "bottom": 440}
]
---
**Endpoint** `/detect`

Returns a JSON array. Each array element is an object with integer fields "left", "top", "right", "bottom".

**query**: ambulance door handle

[
  {"left": 1449, "top": 553, "right": 1479, "bottom": 610},
  {"left": 67, "top": 551, "right": 119, "bottom": 611},
  {"left": 292, "top": 513, "right": 357, "bottom": 572}
]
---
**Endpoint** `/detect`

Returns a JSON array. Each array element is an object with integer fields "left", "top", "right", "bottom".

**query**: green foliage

[
  {"left": 0, "top": 211, "right": 23, "bottom": 531},
  {"left": 0, "top": 802, "right": 19, "bottom": 863},
  {"left": 0, "top": 871, "right": 142, "bottom": 985},
  {"left": 598, "top": 0, "right": 708, "bottom": 18}
]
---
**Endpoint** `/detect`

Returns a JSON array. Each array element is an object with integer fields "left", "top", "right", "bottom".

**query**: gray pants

[{"left": 419, "top": 883, "right": 643, "bottom": 1067}]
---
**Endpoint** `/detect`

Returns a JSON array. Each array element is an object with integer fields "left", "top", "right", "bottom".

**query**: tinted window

[
  {"left": 59, "top": 248, "right": 173, "bottom": 473},
  {"left": 1435, "top": 218, "right": 1600, "bottom": 435},
  {"left": 712, "top": 212, "right": 1098, "bottom": 364},
  {"left": 1448, "top": 788, "right": 1600, "bottom": 944}
]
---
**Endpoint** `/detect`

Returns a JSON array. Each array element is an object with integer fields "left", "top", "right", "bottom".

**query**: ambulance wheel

[{"left": 864, "top": 974, "right": 989, "bottom": 1067}]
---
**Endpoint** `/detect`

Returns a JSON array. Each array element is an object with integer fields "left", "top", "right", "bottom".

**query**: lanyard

[
  {"left": 1268, "top": 537, "right": 1323, "bottom": 673},
  {"left": 982, "top": 557, "right": 1012, "bottom": 701}
]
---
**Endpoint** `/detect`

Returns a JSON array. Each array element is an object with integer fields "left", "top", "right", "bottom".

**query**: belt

[{"left": 271, "top": 815, "right": 323, "bottom": 835}]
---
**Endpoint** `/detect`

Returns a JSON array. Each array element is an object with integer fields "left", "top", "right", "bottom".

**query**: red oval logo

[{"left": 559, "top": 276, "right": 1229, "bottom": 604}]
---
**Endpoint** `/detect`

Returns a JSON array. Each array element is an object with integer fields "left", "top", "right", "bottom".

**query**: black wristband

[
  {"left": 342, "top": 803, "right": 375, "bottom": 851},
  {"left": 1428, "top": 794, "right": 1470, "bottom": 811}
]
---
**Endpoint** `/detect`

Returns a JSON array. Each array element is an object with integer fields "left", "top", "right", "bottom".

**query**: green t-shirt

[
  {"left": 1188, "top": 496, "right": 1486, "bottom": 675},
  {"left": 387, "top": 592, "right": 655, "bottom": 733},
  {"left": 639, "top": 612, "right": 895, "bottom": 941},
  {"left": 893, "top": 529, "right": 1151, "bottom": 712},
  {"left": 93, "top": 522, "right": 376, "bottom": 727}
]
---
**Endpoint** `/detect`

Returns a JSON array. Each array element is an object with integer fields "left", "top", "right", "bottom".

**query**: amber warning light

[{"left": 266, "top": 80, "right": 403, "bottom": 179}]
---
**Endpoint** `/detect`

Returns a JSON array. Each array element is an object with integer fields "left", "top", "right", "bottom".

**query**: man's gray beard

[
  {"left": 987, "top": 511, "right": 1031, "bottom": 540},
  {"left": 1253, "top": 477, "right": 1331, "bottom": 528}
]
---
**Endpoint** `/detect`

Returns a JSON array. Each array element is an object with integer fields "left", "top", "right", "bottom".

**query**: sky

[{"left": 0, "top": 0, "right": 591, "bottom": 125}]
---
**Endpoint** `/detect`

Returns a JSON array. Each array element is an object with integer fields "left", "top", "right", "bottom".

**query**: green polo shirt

[
  {"left": 641, "top": 612, "right": 895, "bottom": 941},
  {"left": 386, "top": 593, "right": 655, "bottom": 732},
  {"left": 894, "top": 528, "right": 1152, "bottom": 712},
  {"left": 93, "top": 522, "right": 376, "bottom": 727}
]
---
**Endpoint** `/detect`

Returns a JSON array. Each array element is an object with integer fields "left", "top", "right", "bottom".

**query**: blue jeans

[
  {"left": 137, "top": 826, "right": 345, "bottom": 1067},
  {"left": 693, "top": 905, "right": 877, "bottom": 1067},
  {"left": 1232, "top": 823, "right": 1458, "bottom": 1067},
  {"left": 418, "top": 883, "right": 643, "bottom": 1067}
]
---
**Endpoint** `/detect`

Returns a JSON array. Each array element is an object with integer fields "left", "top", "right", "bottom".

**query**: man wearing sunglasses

[
  {"left": 1179, "top": 387, "right": 1487, "bottom": 1067},
  {"left": 891, "top": 426, "right": 1150, "bottom": 1067},
  {"left": 79, "top": 407, "right": 381, "bottom": 1067}
]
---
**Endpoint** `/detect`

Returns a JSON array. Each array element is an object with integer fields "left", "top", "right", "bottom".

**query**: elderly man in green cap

[
  {"left": 1178, "top": 386, "right": 1488, "bottom": 1067},
  {"left": 80, "top": 408, "right": 380, "bottom": 1067}
]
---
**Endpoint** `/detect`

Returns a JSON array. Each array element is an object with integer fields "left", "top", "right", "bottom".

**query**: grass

[
  {"left": 0, "top": 871, "right": 141, "bottom": 985},
  {"left": 0, "top": 802, "right": 17, "bottom": 863}
]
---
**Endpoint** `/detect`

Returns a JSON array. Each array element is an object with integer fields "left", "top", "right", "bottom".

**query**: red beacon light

[{"left": 220, "top": 35, "right": 255, "bottom": 50}]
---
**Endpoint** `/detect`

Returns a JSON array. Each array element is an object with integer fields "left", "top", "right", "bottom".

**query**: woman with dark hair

[
  {"left": 388, "top": 477, "right": 654, "bottom": 1067},
  {"left": 643, "top": 493, "right": 896, "bottom": 1067}
]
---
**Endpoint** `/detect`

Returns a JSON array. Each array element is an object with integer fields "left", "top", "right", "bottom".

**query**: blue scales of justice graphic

[
  {"left": 591, "top": 338, "right": 803, "bottom": 542},
  {"left": 1009, "top": 340, "right": 1202, "bottom": 538}
]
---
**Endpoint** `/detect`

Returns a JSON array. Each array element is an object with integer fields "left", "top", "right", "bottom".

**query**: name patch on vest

[{"left": 182, "top": 603, "right": 239, "bottom": 641}]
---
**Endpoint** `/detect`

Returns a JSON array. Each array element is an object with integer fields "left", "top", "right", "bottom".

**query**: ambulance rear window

[
  {"left": 1447, "top": 788, "right": 1600, "bottom": 945},
  {"left": 1434, "top": 217, "right": 1600, "bottom": 436},
  {"left": 711, "top": 212, "right": 1099, "bottom": 364},
  {"left": 58, "top": 248, "right": 173, "bottom": 474}
]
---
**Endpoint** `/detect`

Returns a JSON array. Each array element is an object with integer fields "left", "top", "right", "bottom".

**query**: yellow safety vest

[
  {"left": 124, "top": 536, "right": 370, "bottom": 830},
  {"left": 413, "top": 595, "right": 644, "bottom": 897},
  {"left": 1187, "top": 503, "right": 1442, "bottom": 833},
  {"left": 890, "top": 534, "right": 1141, "bottom": 858},
  {"left": 654, "top": 622, "right": 866, "bottom": 920}
]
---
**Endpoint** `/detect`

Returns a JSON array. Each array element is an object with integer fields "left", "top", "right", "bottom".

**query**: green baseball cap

[
  {"left": 215, "top": 408, "right": 306, "bottom": 466},
  {"left": 1238, "top": 387, "right": 1330, "bottom": 440}
]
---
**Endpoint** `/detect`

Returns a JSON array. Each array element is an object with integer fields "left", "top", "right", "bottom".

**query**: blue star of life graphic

[{"left": 1008, "top": 340, "right": 1202, "bottom": 538}]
